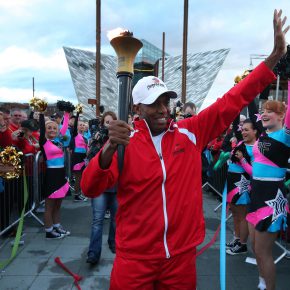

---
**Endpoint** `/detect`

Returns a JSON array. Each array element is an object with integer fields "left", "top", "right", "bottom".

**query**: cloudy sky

[{"left": 0, "top": 0, "right": 289, "bottom": 111}]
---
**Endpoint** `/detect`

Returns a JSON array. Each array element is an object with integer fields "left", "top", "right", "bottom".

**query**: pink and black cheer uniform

[
  {"left": 226, "top": 100, "right": 264, "bottom": 206},
  {"left": 70, "top": 113, "right": 88, "bottom": 172},
  {"left": 247, "top": 85, "right": 290, "bottom": 232},
  {"left": 39, "top": 113, "right": 70, "bottom": 199}
]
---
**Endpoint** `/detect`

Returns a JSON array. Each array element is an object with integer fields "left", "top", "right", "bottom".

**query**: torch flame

[{"left": 107, "top": 27, "right": 129, "bottom": 41}]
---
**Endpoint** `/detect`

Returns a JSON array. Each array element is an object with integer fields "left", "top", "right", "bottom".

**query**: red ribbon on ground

[
  {"left": 196, "top": 205, "right": 230, "bottom": 257},
  {"left": 196, "top": 225, "right": 221, "bottom": 257},
  {"left": 54, "top": 256, "right": 83, "bottom": 290}
]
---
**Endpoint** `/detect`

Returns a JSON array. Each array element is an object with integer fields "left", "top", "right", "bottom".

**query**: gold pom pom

[
  {"left": 0, "top": 146, "right": 23, "bottom": 179},
  {"left": 234, "top": 70, "right": 251, "bottom": 84},
  {"left": 75, "top": 104, "right": 83, "bottom": 114},
  {"left": 29, "top": 97, "right": 48, "bottom": 112},
  {"left": 234, "top": 75, "right": 242, "bottom": 84},
  {"left": 29, "top": 97, "right": 38, "bottom": 109},
  {"left": 241, "top": 70, "right": 250, "bottom": 79}
]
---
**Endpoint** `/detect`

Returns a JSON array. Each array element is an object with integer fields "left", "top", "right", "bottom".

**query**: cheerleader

[
  {"left": 246, "top": 90, "right": 290, "bottom": 290},
  {"left": 39, "top": 110, "right": 71, "bottom": 239},
  {"left": 226, "top": 117, "right": 259, "bottom": 255},
  {"left": 70, "top": 112, "right": 88, "bottom": 201}
]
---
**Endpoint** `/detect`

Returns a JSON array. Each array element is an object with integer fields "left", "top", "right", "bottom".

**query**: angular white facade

[
  {"left": 159, "top": 49, "right": 230, "bottom": 109},
  {"left": 63, "top": 46, "right": 117, "bottom": 120},
  {"left": 64, "top": 46, "right": 229, "bottom": 120}
]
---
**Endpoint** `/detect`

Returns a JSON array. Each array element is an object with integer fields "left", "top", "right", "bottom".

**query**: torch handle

[
  {"left": 117, "top": 145, "right": 125, "bottom": 172},
  {"left": 117, "top": 73, "right": 133, "bottom": 172}
]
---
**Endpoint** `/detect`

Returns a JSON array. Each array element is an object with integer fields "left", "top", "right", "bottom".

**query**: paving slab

[{"left": 0, "top": 275, "right": 36, "bottom": 290}]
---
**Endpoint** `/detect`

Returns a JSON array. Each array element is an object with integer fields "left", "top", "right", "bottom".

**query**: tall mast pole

[
  {"left": 181, "top": 0, "right": 188, "bottom": 104},
  {"left": 96, "top": 0, "right": 101, "bottom": 116},
  {"left": 162, "top": 32, "right": 165, "bottom": 81}
]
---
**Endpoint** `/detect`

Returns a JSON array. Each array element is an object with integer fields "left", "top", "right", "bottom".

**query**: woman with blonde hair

[{"left": 39, "top": 109, "right": 71, "bottom": 239}]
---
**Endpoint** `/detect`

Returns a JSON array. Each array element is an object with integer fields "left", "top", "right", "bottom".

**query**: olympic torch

[{"left": 109, "top": 28, "right": 143, "bottom": 172}]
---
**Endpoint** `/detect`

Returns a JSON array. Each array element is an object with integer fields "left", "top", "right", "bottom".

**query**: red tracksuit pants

[{"left": 110, "top": 249, "right": 196, "bottom": 290}]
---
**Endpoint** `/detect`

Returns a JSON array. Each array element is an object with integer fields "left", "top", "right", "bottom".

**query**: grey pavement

[{"left": 0, "top": 190, "right": 289, "bottom": 290}]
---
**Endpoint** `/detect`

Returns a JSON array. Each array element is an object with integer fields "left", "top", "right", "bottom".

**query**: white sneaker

[
  {"left": 54, "top": 225, "right": 71, "bottom": 236},
  {"left": 257, "top": 277, "right": 266, "bottom": 290},
  {"left": 46, "top": 229, "right": 64, "bottom": 240},
  {"left": 226, "top": 237, "right": 240, "bottom": 249},
  {"left": 74, "top": 194, "right": 88, "bottom": 202},
  {"left": 226, "top": 243, "right": 247, "bottom": 255}
]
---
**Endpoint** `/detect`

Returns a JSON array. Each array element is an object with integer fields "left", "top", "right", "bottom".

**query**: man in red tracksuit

[{"left": 81, "top": 10, "right": 288, "bottom": 290}]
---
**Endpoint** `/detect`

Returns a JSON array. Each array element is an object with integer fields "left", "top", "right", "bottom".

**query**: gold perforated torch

[{"left": 108, "top": 28, "right": 143, "bottom": 172}]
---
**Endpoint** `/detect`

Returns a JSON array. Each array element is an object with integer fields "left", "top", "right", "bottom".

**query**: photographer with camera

[
  {"left": 87, "top": 115, "right": 111, "bottom": 160},
  {"left": 11, "top": 118, "right": 40, "bottom": 221},
  {"left": 88, "top": 117, "right": 101, "bottom": 146},
  {"left": 11, "top": 119, "right": 40, "bottom": 155},
  {"left": 183, "top": 101, "right": 196, "bottom": 117},
  {"left": 172, "top": 101, "right": 196, "bottom": 121},
  {"left": 86, "top": 111, "right": 118, "bottom": 265}
]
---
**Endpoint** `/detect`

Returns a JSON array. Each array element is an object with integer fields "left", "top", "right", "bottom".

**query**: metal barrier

[
  {"left": 29, "top": 151, "right": 45, "bottom": 224},
  {"left": 246, "top": 233, "right": 290, "bottom": 265},
  {"left": 202, "top": 161, "right": 228, "bottom": 195},
  {"left": 202, "top": 162, "right": 231, "bottom": 216},
  {"left": 64, "top": 148, "right": 72, "bottom": 181},
  {"left": 33, "top": 151, "right": 46, "bottom": 208},
  {"left": 0, "top": 153, "right": 44, "bottom": 237},
  {"left": 64, "top": 148, "right": 74, "bottom": 193},
  {"left": 0, "top": 147, "right": 75, "bottom": 237}
]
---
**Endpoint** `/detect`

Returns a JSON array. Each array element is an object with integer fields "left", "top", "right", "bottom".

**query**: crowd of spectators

[{"left": 0, "top": 107, "right": 116, "bottom": 238}]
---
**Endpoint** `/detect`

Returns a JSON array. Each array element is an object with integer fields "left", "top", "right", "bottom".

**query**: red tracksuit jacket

[{"left": 81, "top": 62, "right": 275, "bottom": 260}]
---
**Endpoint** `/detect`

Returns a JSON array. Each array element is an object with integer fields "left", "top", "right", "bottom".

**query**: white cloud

[
  {"left": 0, "top": 47, "right": 68, "bottom": 74},
  {"left": 0, "top": 0, "right": 38, "bottom": 8},
  {"left": 0, "top": 87, "right": 76, "bottom": 104},
  {"left": 199, "top": 17, "right": 226, "bottom": 33},
  {"left": 0, "top": 0, "right": 40, "bottom": 19}
]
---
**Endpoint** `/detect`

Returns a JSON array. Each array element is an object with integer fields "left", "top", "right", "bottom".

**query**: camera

[
  {"left": 97, "top": 126, "right": 109, "bottom": 145},
  {"left": 89, "top": 118, "right": 101, "bottom": 137},
  {"left": 18, "top": 131, "right": 24, "bottom": 138},
  {"left": 183, "top": 113, "right": 192, "bottom": 119},
  {"left": 88, "top": 118, "right": 109, "bottom": 146},
  {"left": 87, "top": 124, "right": 108, "bottom": 161}
]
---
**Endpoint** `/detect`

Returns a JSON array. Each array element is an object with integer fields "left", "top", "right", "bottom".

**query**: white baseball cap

[{"left": 132, "top": 76, "right": 177, "bottom": 105}]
